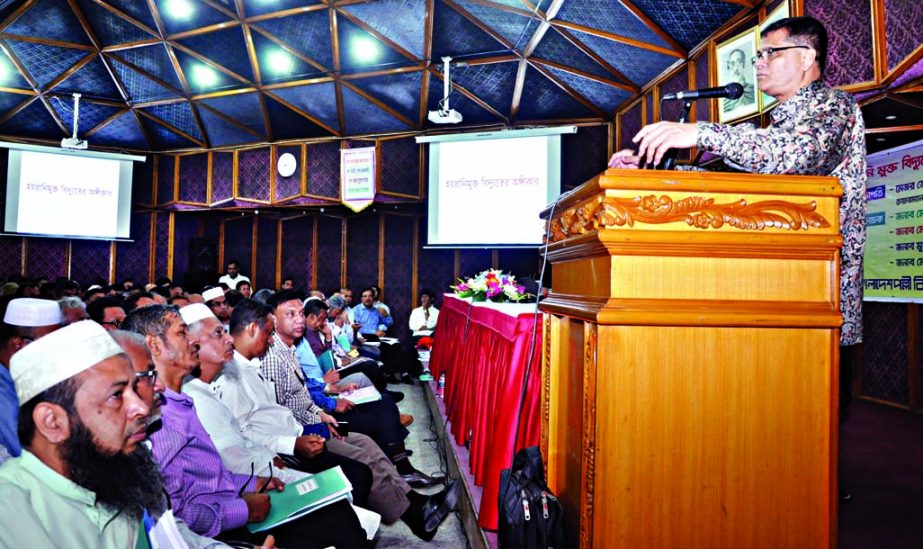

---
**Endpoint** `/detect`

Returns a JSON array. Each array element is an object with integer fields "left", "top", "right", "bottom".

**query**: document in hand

[
  {"left": 339, "top": 385, "right": 382, "bottom": 405},
  {"left": 247, "top": 466, "right": 353, "bottom": 533}
]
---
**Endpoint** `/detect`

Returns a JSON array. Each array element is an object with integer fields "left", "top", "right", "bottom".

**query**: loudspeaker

[{"left": 189, "top": 238, "right": 217, "bottom": 273}]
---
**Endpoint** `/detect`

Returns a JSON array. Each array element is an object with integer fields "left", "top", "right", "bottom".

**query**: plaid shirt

[{"left": 260, "top": 332, "right": 325, "bottom": 426}]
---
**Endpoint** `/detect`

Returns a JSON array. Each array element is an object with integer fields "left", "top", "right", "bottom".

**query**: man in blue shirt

[
  {"left": 352, "top": 287, "right": 392, "bottom": 336},
  {"left": 0, "top": 298, "right": 62, "bottom": 460}
]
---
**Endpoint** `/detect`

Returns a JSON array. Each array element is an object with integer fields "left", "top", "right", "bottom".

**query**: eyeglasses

[
  {"left": 751, "top": 45, "right": 810, "bottom": 65},
  {"left": 101, "top": 320, "right": 121, "bottom": 329},
  {"left": 135, "top": 368, "right": 158, "bottom": 387}
]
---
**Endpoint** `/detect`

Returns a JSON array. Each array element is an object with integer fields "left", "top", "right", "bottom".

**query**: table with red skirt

[{"left": 428, "top": 294, "right": 543, "bottom": 530}]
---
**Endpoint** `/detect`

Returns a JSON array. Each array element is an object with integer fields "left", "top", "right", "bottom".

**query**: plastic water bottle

[{"left": 437, "top": 373, "right": 445, "bottom": 398}]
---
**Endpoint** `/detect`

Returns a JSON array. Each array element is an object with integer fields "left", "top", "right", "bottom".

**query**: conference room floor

[
  {"left": 839, "top": 399, "right": 923, "bottom": 548},
  {"left": 373, "top": 381, "right": 467, "bottom": 548}
]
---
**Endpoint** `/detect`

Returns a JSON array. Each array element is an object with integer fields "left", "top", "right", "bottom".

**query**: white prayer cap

[
  {"left": 303, "top": 296, "right": 323, "bottom": 306},
  {"left": 87, "top": 285, "right": 102, "bottom": 292},
  {"left": 202, "top": 287, "right": 225, "bottom": 303},
  {"left": 3, "top": 298, "right": 62, "bottom": 327},
  {"left": 11, "top": 320, "right": 123, "bottom": 405},
  {"left": 179, "top": 303, "right": 216, "bottom": 326}
]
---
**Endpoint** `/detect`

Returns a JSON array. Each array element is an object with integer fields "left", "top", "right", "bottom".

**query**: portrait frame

[
  {"left": 758, "top": 2, "right": 791, "bottom": 112},
  {"left": 716, "top": 27, "right": 760, "bottom": 123}
]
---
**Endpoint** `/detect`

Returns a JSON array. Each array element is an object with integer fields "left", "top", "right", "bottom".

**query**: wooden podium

[{"left": 539, "top": 168, "right": 843, "bottom": 548}]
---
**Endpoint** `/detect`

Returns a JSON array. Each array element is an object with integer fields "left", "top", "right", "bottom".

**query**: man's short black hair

[
  {"left": 230, "top": 298, "right": 273, "bottom": 335},
  {"left": 303, "top": 298, "right": 328, "bottom": 317},
  {"left": 122, "top": 304, "right": 180, "bottom": 340},
  {"left": 237, "top": 281, "right": 251, "bottom": 289},
  {"left": 419, "top": 288, "right": 436, "bottom": 301},
  {"left": 266, "top": 289, "right": 304, "bottom": 310},
  {"left": 282, "top": 276, "right": 294, "bottom": 285},
  {"left": 123, "top": 292, "right": 155, "bottom": 313},
  {"left": 225, "top": 289, "right": 244, "bottom": 307},
  {"left": 87, "top": 296, "right": 125, "bottom": 323},
  {"left": 227, "top": 260, "right": 239, "bottom": 268},
  {"left": 761, "top": 16, "right": 828, "bottom": 76},
  {"left": 154, "top": 277, "right": 172, "bottom": 287},
  {"left": 150, "top": 286, "right": 170, "bottom": 299},
  {"left": 360, "top": 286, "right": 375, "bottom": 297}
]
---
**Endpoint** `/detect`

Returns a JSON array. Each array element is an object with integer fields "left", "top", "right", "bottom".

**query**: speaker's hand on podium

[
  {"left": 608, "top": 149, "right": 641, "bottom": 169},
  {"left": 633, "top": 121, "right": 699, "bottom": 167}
]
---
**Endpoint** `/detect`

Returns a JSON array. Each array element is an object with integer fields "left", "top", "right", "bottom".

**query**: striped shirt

[
  {"left": 149, "top": 388, "right": 256, "bottom": 538},
  {"left": 260, "top": 333, "right": 325, "bottom": 427}
]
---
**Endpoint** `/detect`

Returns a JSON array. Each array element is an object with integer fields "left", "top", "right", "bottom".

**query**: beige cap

[
  {"left": 179, "top": 303, "right": 216, "bottom": 326},
  {"left": 10, "top": 320, "right": 123, "bottom": 405},
  {"left": 3, "top": 298, "right": 62, "bottom": 327},
  {"left": 202, "top": 287, "right": 225, "bottom": 303}
]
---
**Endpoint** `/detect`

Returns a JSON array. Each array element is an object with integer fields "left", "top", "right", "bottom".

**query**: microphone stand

[{"left": 658, "top": 99, "right": 693, "bottom": 171}]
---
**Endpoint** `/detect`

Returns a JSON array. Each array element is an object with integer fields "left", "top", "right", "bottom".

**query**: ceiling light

[
  {"left": 0, "top": 58, "right": 11, "bottom": 84},
  {"left": 266, "top": 48, "right": 295, "bottom": 75},
  {"left": 885, "top": 115, "right": 897, "bottom": 120},
  {"left": 875, "top": 137, "right": 886, "bottom": 142},
  {"left": 191, "top": 64, "right": 219, "bottom": 87},
  {"left": 351, "top": 36, "right": 380, "bottom": 63},
  {"left": 164, "top": 0, "right": 194, "bottom": 19}
]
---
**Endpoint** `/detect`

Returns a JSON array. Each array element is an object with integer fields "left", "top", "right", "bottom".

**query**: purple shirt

[{"left": 150, "top": 388, "right": 256, "bottom": 537}]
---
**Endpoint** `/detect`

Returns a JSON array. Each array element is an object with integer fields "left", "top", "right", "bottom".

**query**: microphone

[{"left": 662, "top": 82, "right": 744, "bottom": 102}]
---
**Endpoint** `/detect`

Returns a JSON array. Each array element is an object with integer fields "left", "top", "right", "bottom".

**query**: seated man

[
  {"left": 122, "top": 304, "right": 368, "bottom": 548},
  {"left": 87, "top": 296, "right": 127, "bottom": 331},
  {"left": 226, "top": 298, "right": 458, "bottom": 540},
  {"left": 409, "top": 289, "right": 439, "bottom": 338},
  {"left": 269, "top": 292, "right": 437, "bottom": 485},
  {"left": 0, "top": 298, "right": 62, "bottom": 460},
  {"left": 178, "top": 303, "right": 373, "bottom": 511},
  {"left": 202, "top": 287, "right": 230, "bottom": 330},
  {"left": 352, "top": 286, "right": 392, "bottom": 338},
  {"left": 0, "top": 320, "right": 241, "bottom": 547}
]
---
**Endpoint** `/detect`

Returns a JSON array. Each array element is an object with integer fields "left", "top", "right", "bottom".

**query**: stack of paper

[
  {"left": 247, "top": 466, "right": 353, "bottom": 533},
  {"left": 339, "top": 385, "right": 382, "bottom": 405}
]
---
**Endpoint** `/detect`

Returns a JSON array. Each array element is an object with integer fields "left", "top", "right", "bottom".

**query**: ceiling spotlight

[
  {"left": 875, "top": 137, "right": 886, "bottom": 142},
  {"left": 191, "top": 64, "right": 219, "bottom": 87},
  {"left": 165, "top": 0, "right": 194, "bottom": 19},
  {"left": 267, "top": 49, "right": 295, "bottom": 75},
  {"left": 0, "top": 58, "right": 10, "bottom": 84},
  {"left": 885, "top": 115, "right": 897, "bottom": 120},
  {"left": 351, "top": 36, "right": 380, "bottom": 63}
]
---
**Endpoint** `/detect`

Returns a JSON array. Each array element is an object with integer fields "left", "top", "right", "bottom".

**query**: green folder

[
  {"left": 318, "top": 350, "right": 336, "bottom": 373},
  {"left": 247, "top": 466, "right": 353, "bottom": 533},
  {"left": 336, "top": 333, "right": 352, "bottom": 352}
]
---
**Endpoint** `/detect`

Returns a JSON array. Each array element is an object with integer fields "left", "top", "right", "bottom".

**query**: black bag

[{"left": 498, "top": 446, "right": 567, "bottom": 549}]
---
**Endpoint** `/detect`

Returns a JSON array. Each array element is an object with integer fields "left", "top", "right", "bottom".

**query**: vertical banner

[
  {"left": 865, "top": 138, "right": 923, "bottom": 301},
  {"left": 340, "top": 146, "right": 376, "bottom": 213}
]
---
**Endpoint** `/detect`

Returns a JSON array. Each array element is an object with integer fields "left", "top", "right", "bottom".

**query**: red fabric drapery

[{"left": 429, "top": 295, "right": 543, "bottom": 530}]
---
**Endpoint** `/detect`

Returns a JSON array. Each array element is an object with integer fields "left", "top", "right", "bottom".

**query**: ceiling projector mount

[
  {"left": 61, "top": 93, "right": 88, "bottom": 150},
  {"left": 428, "top": 56, "right": 463, "bottom": 125}
]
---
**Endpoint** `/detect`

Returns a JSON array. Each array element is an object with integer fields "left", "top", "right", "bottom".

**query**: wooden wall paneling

[
  {"left": 207, "top": 152, "right": 213, "bottom": 204},
  {"left": 218, "top": 219, "right": 225, "bottom": 270},
  {"left": 251, "top": 216, "right": 258, "bottom": 286},
  {"left": 168, "top": 211, "right": 175, "bottom": 279},
  {"left": 312, "top": 216, "right": 318, "bottom": 289},
  {"left": 65, "top": 241, "right": 72, "bottom": 280},
  {"left": 909, "top": 303, "right": 920, "bottom": 410},
  {"left": 378, "top": 213, "right": 385, "bottom": 288},
  {"left": 147, "top": 211, "right": 156, "bottom": 283},
  {"left": 412, "top": 215, "right": 419, "bottom": 306},
  {"left": 276, "top": 218, "right": 283, "bottom": 290},
  {"left": 871, "top": 0, "right": 887, "bottom": 83}
]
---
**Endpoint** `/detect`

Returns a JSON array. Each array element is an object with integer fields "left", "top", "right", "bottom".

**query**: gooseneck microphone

[{"left": 661, "top": 82, "right": 744, "bottom": 102}]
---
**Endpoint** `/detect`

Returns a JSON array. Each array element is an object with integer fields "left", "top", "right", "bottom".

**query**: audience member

[
  {"left": 203, "top": 287, "right": 230, "bottom": 329},
  {"left": 218, "top": 260, "right": 250, "bottom": 290},
  {"left": 280, "top": 277, "right": 295, "bottom": 290},
  {"left": 59, "top": 296, "right": 89, "bottom": 325},
  {"left": 0, "top": 321, "right": 163, "bottom": 545},
  {"left": 224, "top": 298, "right": 459, "bottom": 540},
  {"left": 238, "top": 281, "right": 252, "bottom": 299},
  {"left": 409, "top": 289, "right": 439, "bottom": 337},
  {"left": 122, "top": 304, "right": 367, "bottom": 547},
  {"left": 123, "top": 292, "right": 156, "bottom": 313},
  {"left": 0, "top": 298, "right": 62, "bottom": 460},
  {"left": 87, "top": 296, "right": 127, "bottom": 332}
]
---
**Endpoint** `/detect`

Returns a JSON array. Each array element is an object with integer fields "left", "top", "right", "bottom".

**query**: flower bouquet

[{"left": 451, "top": 269, "right": 532, "bottom": 303}]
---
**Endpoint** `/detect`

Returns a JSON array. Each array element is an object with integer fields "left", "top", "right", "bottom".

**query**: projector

[
  {"left": 427, "top": 108, "right": 463, "bottom": 124},
  {"left": 61, "top": 137, "right": 88, "bottom": 150}
]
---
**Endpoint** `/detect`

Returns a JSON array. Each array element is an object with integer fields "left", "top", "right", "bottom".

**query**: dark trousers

[
  {"left": 333, "top": 393, "right": 409, "bottom": 452},
  {"left": 281, "top": 448, "right": 373, "bottom": 508},
  {"left": 338, "top": 359, "right": 387, "bottom": 392},
  {"left": 217, "top": 498, "right": 367, "bottom": 549}
]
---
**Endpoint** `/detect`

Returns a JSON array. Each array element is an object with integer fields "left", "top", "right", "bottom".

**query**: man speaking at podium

[{"left": 609, "top": 16, "right": 866, "bottom": 493}]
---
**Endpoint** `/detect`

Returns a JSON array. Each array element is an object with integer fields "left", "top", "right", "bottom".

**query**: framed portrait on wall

[
  {"left": 759, "top": 2, "right": 790, "bottom": 112},
  {"left": 716, "top": 27, "right": 759, "bottom": 123}
]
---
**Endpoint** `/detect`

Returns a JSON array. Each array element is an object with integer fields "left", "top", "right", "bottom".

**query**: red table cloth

[{"left": 429, "top": 294, "right": 543, "bottom": 530}]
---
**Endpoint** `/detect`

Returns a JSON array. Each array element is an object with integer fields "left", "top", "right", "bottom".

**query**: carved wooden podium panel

[{"left": 539, "top": 169, "right": 842, "bottom": 548}]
